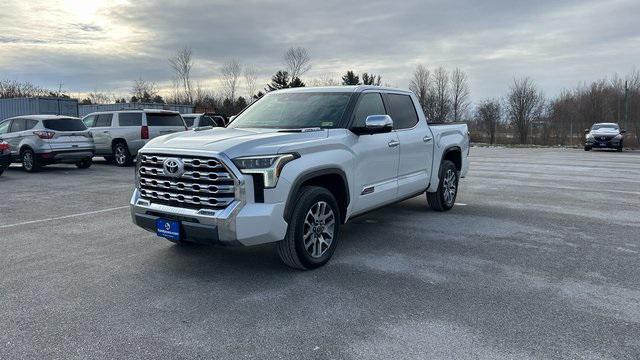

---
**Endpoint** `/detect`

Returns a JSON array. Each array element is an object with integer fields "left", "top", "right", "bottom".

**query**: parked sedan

[
  {"left": 584, "top": 123, "right": 625, "bottom": 151},
  {"left": 0, "top": 141, "right": 10, "bottom": 176},
  {"left": 0, "top": 115, "right": 95, "bottom": 172}
]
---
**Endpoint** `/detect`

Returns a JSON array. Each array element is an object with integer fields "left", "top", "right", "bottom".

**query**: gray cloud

[{"left": 0, "top": 0, "right": 638, "bottom": 101}]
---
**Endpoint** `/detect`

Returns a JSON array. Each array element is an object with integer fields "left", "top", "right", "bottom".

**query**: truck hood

[{"left": 143, "top": 127, "right": 329, "bottom": 158}]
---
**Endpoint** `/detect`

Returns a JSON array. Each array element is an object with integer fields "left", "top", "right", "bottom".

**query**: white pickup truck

[{"left": 131, "top": 86, "right": 469, "bottom": 269}]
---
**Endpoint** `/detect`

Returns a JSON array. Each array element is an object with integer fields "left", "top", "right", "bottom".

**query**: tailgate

[{"left": 47, "top": 131, "right": 94, "bottom": 151}]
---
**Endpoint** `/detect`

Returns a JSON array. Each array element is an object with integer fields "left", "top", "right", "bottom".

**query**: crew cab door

[
  {"left": 386, "top": 93, "right": 433, "bottom": 198},
  {"left": 350, "top": 92, "right": 400, "bottom": 214}
]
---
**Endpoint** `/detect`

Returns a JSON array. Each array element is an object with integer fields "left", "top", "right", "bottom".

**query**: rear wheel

[
  {"left": 584, "top": 146, "right": 591, "bottom": 151},
  {"left": 21, "top": 149, "right": 41, "bottom": 173},
  {"left": 277, "top": 186, "right": 341, "bottom": 270},
  {"left": 75, "top": 158, "right": 92, "bottom": 169},
  {"left": 113, "top": 142, "right": 133, "bottom": 167},
  {"left": 427, "top": 160, "right": 459, "bottom": 212}
]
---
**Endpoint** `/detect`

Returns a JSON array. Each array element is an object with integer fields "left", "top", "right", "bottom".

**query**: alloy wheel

[
  {"left": 442, "top": 169, "right": 457, "bottom": 206},
  {"left": 23, "top": 151, "right": 33, "bottom": 171},
  {"left": 303, "top": 201, "right": 336, "bottom": 258},
  {"left": 115, "top": 146, "right": 126, "bottom": 165}
]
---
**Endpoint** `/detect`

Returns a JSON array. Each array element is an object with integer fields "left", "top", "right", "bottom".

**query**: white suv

[{"left": 82, "top": 109, "right": 187, "bottom": 166}]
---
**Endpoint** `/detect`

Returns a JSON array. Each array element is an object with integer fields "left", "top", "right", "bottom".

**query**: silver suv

[
  {"left": 0, "top": 115, "right": 94, "bottom": 172},
  {"left": 82, "top": 109, "right": 187, "bottom": 166}
]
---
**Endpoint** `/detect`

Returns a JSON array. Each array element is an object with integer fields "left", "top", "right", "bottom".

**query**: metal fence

[
  {"left": 0, "top": 97, "right": 79, "bottom": 121},
  {"left": 78, "top": 103, "right": 194, "bottom": 117}
]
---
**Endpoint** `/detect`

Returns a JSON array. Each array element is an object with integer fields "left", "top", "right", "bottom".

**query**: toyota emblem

[{"left": 163, "top": 158, "right": 184, "bottom": 178}]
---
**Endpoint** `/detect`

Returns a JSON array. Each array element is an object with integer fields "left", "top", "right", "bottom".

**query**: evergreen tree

[
  {"left": 341, "top": 71, "right": 360, "bottom": 85},
  {"left": 362, "top": 73, "right": 382, "bottom": 86},
  {"left": 267, "top": 70, "right": 291, "bottom": 91},
  {"left": 289, "top": 77, "right": 305, "bottom": 88}
]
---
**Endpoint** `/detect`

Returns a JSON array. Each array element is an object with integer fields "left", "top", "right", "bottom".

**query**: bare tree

[
  {"left": 506, "top": 77, "right": 546, "bottom": 144},
  {"left": 87, "top": 91, "right": 112, "bottom": 104},
  {"left": 308, "top": 73, "right": 339, "bottom": 87},
  {"left": 243, "top": 65, "right": 258, "bottom": 101},
  {"left": 130, "top": 78, "right": 158, "bottom": 102},
  {"left": 284, "top": 47, "right": 311, "bottom": 80},
  {"left": 409, "top": 65, "right": 431, "bottom": 115},
  {"left": 475, "top": 99, "right": 501, "bottom": 144},
  {"left": 451, "top": 68, "right": 470, "bottom": 122},
  {"left": 169, "top": 47, "right": 194, "bottom": 104},
  {"left": 0, "top": 80, "right": 52, "bottom": 98},
  {"left": 433, "top": 67, "right": 451, "bottom": 122},
  {"left": 221, "top": 59, "right": 242, "bottom": 103}
]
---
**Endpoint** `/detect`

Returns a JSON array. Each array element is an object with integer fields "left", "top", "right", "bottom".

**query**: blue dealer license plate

[{"left": 156, "top": 219, "right": 181, "bottom": 241}]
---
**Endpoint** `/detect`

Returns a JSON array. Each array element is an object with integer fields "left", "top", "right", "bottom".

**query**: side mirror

[
  {"left": 620, "top": 129, "right": 627, "bottom": 134},
  {"left": 584, "top": 129, "right": 590, "bottom": 134},
  {"left": 353, "top": 115, "right": 393, "bottom": 135}
]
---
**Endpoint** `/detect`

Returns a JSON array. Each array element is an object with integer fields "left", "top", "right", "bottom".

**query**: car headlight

[
  {"left": 615, "top": 134, "right": 623, "bottom": 139},
  {"left": 233, "top": 153, "right": 299, "bottom": 188},
  {"left": 586, "top": 134, "right": 593, "bottom": 139}
]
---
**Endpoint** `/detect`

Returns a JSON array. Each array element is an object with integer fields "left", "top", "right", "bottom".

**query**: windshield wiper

[{"left": 277, "top": 127, "right": 323, "bottom": 133}]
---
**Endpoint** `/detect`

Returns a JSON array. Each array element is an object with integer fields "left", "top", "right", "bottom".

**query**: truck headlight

[{"left": 233, "top": 153, "right": 299, "bottom": 188}]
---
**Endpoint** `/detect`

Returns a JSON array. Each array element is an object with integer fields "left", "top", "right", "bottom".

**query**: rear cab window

[
  {"left": 42, "top": 118, "right": 87, "bottom": 131},
  {"left": 118, "top": 113, "right": 143, "bottom": 126},
  {"left": 146, "top": 113, "right": 185, "bottom": 127},
  {"left": 386, "top": 93, "right": 419, "bottom": 130}
]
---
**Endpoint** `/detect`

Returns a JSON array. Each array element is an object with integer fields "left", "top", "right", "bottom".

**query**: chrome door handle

[
  {"left": 423, "top": 136, "right": 433, "bottom": 142},
  {"left": 388, "top": 140, "right": 399, "bottom": 148}
]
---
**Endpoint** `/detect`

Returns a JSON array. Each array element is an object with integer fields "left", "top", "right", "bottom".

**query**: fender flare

[{"left": 283, "top": 168, "right": 350, "bottom": 222}]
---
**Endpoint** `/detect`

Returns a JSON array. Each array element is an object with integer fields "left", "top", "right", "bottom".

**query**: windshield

[
  {"left": 591, "top": 124, "right": 619, "bottom": 131},
  {"left": 42, "top": 118, "right": 87, "bottom": 131},
  {"left": 228, "top": 92, "right": 352, "bottom": 129}
]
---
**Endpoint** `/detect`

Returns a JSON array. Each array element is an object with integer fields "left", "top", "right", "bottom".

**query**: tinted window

[
  {"left": 95, "top": 113, "right": 113, "bottom": 127},
  {"left": 228, "top": 93, "right": 351, "bottom": 129},
  {"left": 42, "top": 119, "right": 87, "bottom": 131},
  {"left": 199, "top": 116, "right": 216, "bottom": 127},
  {"left": 119, "top": 113, "right": 142, "bottom": 126},
  {"left": 0, "top": 120, "right": 10, "bottom": 134},
  {"left": 146, "top": 113, "right": 185, "bottom": 127},
  {"left": 182, "top": 116, "right": 196, "bottom": 127},
  {"left": 26, "top": 119, "right": 38, "bottom": 130},
  {"left": 387, "top": 94, "right": 419, "bottom": 130},
  {"left": 9, "top": 119, "right": 26, "bottom": 133},
  {"left": 352, "top": 93, "right": 386, "bottom": 127}
]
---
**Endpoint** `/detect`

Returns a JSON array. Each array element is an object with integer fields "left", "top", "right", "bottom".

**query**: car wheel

[
  {"left": 75, "top": 158, "right": 92, "bottom": 169},
  {"left": 427, "top": 160, "right": 459, "bottom": 212},
  {"left": 277, "top": 186, "right": 341, "bottom": 270},
  {"left": 104, "top": 156, "right": 115, "bottom": 163},
  {"left": 21, "top": 149, "right": 41, "bottom": 173},
  {"left": 584, "top": 146, "right": 591, "bottom": 151},
  {"left": 113, "top": 142, "right": 133, "bottom": 167}
]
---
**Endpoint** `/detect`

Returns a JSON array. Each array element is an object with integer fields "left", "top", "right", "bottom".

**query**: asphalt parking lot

[{"left": 1, "top": 147, "right": 639, "bottom": 359}]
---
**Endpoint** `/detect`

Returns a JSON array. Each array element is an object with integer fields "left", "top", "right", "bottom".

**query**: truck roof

[{"left": 273, "top": 85, "right": 412, "bottom": 95}]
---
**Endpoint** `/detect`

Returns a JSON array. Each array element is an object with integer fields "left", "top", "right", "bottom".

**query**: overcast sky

[{"left": 0, "top": 0, "right": 638, "bottom": 102}]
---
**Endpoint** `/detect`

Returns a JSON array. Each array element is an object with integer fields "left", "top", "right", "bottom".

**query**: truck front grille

[{"left": 138, "top": 154, "right": 236, "bottom": 210}]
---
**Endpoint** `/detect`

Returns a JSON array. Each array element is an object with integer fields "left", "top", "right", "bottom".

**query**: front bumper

[
  {"left": 585, "top": 138, "right": 621, "bottom": 148},
  {"left": 130, "top": 188, "right": 288, "bottom": 246}
]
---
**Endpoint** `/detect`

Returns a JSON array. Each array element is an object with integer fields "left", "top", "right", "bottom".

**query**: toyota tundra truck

[{"left": 131, "top": 86, "right": 470, "bottom": 269}]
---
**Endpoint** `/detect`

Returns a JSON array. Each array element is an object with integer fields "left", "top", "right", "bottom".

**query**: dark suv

[{"left": 584, "top": 123, "right": 625, "bottom": 151}]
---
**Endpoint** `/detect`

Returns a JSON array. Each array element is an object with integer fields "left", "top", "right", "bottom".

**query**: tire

[
  {"left": 277, "top": 186, "right": 341, "bottom": 270},
  {"left": 75, "top": 158, "right": 92, "bottom": 169},
  {"left": 617, "top": 142, "right": 623, "bottom": 152},
  {"left": 427, "top": 160, "right": 459, "bottom": 212},
  {"left": 112, "top": 142, "right": 133, "bottom": 167},
  {"left": 584, "top": 146, "right": 591, "bottom": 151},
  {"left": 21, "top": 148, "right": 41, "bottom": 173}
]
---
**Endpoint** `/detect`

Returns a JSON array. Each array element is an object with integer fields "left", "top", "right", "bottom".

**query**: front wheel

[
  {"left": 584, "top": 146, "right": 591, "bottom": 151},
  {"left": 277, "top": 186, "right": 341, "bottom": 270},
  {"left": 75, "top": 158, "right": 93, "bottom": 169},
  {"left": 427, "top": 160, "right": 459, "bottom": 212}
]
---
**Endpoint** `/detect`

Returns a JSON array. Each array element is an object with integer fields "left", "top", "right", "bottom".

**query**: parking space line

[{"left": 0, "top": 206, "right": 129, "bottom": 229}]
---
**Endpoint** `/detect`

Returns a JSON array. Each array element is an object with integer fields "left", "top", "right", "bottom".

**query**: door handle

[
  {"left": 388, "top": 140, "right": 399, "bottom": 148},
  {"left": 423, "top": 136, "right": 433, "bottom": 142},
  {"left": 102, "top": 131, "right": 109, "bottom": 133}
]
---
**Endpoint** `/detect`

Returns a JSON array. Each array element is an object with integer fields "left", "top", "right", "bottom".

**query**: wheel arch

[
  {"left": 441, "top": 146, "right": 462, "bottom": 172},
  {"left": 111, "top": 138, "right": 128, "bottom": 149},
  {"left": 284, "top": 168, "right": 350, "bottom": 224}
]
